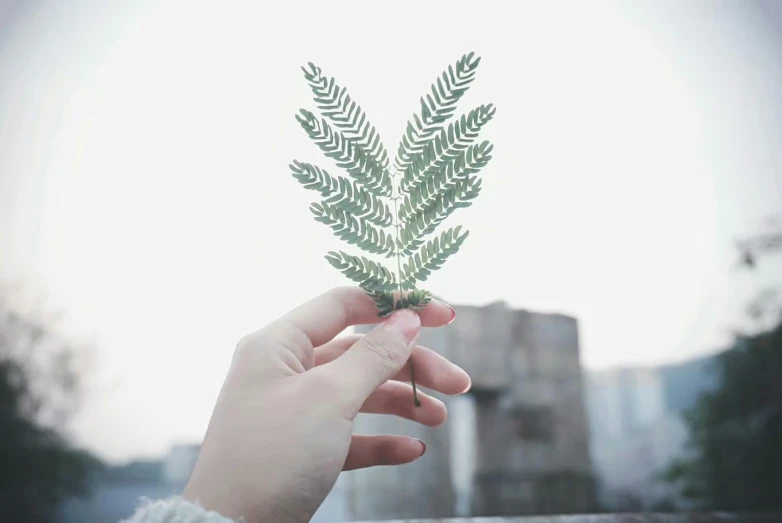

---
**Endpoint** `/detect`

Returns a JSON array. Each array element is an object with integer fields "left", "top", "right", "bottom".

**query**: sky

[{"left": 1, "top": 0, "right": 780, "bottom": 461}]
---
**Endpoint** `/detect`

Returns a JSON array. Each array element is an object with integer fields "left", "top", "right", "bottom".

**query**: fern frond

[
  {"left": 399, "top": 104, "right": 495, "bottom": 196},
  {"left": 397, "top": 289, "right": 433, "bottom": 311},
  {"left": 402, "top": 226, "right": 469, "bottom": 283},
  {"left": 310, "top": 201, "right": 395, "bottom": 257},
  {"left": 364, "top": 288, "right": 433, "bottom": 317},
  {"left": 291, "top": 53, "right": 492, "bottom": 323},
  {"left": 296, "top": 109, "right": 392, "bottom": 197},
  {"left": 291, "top": 161, "right": 392, "bottom": 226},
  {"left": 324, "top": 178, "right": 393, "bottom": 227},
  {"left": 290, "top": 160, "right": 338, "bottom": 195},
  {"left": 301, "top": 63, "right": 391, "bottom": 170},
  {"left": 365, "top": 289, "right": 397, "bottom": 317},
  {"left": 394, "top": 52, "right": 481, "bottom": 174},
  {"left": 398, "top": 141, "right": 493, "bottom": 222},
  {"left": 397, "top": 175, "right": 482, "bottom": 256},
  {"left": 325, "top": 251, "right": 397, "bottom": 292}
]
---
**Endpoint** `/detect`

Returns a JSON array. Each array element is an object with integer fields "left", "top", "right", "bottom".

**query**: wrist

[
  {"left": 183, "top": 479, "right": 253, "bottom": 523},
  {"left": 126, "top": 495, "right": 239, "bottom": 523}
]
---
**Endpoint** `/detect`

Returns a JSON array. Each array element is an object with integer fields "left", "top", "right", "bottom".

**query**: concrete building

[{"left": 347, "top": 300, "right": 596, "bottom": 519}]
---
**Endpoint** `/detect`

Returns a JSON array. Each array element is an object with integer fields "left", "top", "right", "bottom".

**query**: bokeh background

[{"left": 1, "top": 0, "right": 780, "bottom": 521}]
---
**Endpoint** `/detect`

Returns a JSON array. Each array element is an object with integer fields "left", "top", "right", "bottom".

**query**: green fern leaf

[
  {"left": 394, "top": 52, "right": 481, "bottom": 174},
  {"left": 296, "top": 109, "right": 392, "bottom": 197},
  {"left": 402, "top": 226, "right": 470, "bottom": 283},
  {"left": 395, "top": 288, "right": 433, "bottom": 312},
  {"left": 291, "top": 161, "right": 392, "bottom": 226},
  {"left": 364, "top": 288, "right": 433, "bottom": 317},
  {"left": 301, "top": 63, "right": 391, "bottom": 171},
  {"left": 399, "top": 104, "right": 495, "bottom": 196},
  {"left": 364, "top": 289, "right": 397, "bottom": 317},
  {"left": 290, "top": 55, "right": 490, "bottom": 300},
  {"left": 398, "top": 141, "right": 493, "bottom": 222},
  {"left": 310, "top": 201, "right": 395, "bottom": 257},
  {"left": 325, "top": 251, "right": 397, "bottom": 292},
  {"left": 290, "top": 160, "right": 338, "bottom": 195},
  {"left": 324, "top": 178, "right": 393, "bottom": 227},
  {"left": 397, "top": 176, "right": 482, "bottom": 256}
]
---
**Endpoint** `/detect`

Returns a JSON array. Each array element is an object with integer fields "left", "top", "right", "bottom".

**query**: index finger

[{"left": 277, "top": 286, "right": 455, "bottom": 348}]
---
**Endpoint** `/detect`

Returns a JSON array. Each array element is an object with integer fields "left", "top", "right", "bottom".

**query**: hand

[{"left": 183, "top": 287, "right": 471, "bottom": 523}]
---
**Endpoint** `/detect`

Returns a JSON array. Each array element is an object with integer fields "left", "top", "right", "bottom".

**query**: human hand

[{"left": 182, "top": 287, "right": 471, "bottom": 523}]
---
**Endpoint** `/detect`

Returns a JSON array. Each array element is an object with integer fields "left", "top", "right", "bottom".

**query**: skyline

[{"left": 1, "top": 0, "right": 781, "bottom": 460}]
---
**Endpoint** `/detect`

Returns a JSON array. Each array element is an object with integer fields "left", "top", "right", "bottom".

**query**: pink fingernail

[
  {"left": 415, "top": 439, "right": 427, "bottom": 456},
  {"left": 461, "top": 378, "right": 473, "bottom": 394},
  {"left": 384, "top": 309, "right": 420, "bottom": 344},
  {"left": 434, "top": 299, "right": 456, "bottom": 324}
]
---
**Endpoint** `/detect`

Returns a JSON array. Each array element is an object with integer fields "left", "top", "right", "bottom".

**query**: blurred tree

[
  {"left": 663, "top": 216, "right": 782, "bottom": 510},
  {"left": 663, "top": 321, "right": 782, "bottom": 511},
  {"left": 736, "top": 214, "right": 782, "bottom": 269},
  {"left": 739, "top": 214, "right": 782, "bottom": 331},
  {"left": 0, "top": 288, "right": 102, "bottom": 522}
]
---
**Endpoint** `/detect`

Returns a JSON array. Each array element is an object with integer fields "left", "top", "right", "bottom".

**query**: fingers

[
  {"left": 343, "top": 435, "right": 426, "bottom": 471},
  {"left": 315, "top": 335, "right": 471, "bottom": 396},
  {"left": 318, "top": 309, "right": 420, "bottom": 411},
  {"left": 273, "top": 286, "right": 454, "bottom": 349},
  {"left": 360, "top": 381, "right": 447, "bottom": 427}
]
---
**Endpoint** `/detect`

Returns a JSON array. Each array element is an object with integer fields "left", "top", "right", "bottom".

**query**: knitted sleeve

[{"left": 122, "top": 496, "right": 241, "bottom": 523}]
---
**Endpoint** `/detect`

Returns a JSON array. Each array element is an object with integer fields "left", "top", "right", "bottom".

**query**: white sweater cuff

[{"left": 123, "top": 496, "right": 240, "bottom": 523}]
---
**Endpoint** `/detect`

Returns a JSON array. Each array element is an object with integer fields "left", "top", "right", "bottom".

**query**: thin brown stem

[{"left": 409, "top": 355, "right": 421, "bottom": 407}]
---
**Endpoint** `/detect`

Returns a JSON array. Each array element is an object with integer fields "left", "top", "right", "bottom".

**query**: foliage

[
  {"left": 736, "top": 214, "right": 782, "bottom": 268},
  {"left": 0, "top": 290, "right": 101, "bottom": 522},
  {"left": 663, "top": 217, "right": 782, "bottom": 510},
  {"left": 290, "top": 52, "right": 495, "bottom": 317},
  {"left": 736, "top": 214, "right": 782, "bottom": 330},
  {"left": 663, "top": 319, "right": 782, "bottom": 511}
]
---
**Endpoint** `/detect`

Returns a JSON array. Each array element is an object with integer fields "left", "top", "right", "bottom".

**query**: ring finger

[{"left": 360, "top": 381, "right": 447, "bottom": 427}]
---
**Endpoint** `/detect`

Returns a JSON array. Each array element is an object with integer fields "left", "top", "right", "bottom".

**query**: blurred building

[
  {"left": 56, "top": 441, "right": 350, "bottom": 523},
  {"left": 348, "top": 300, "right": 596, "bottom": 519},
  {"left": 585, "top": 368, "right": 685, "bottom": 510},
  {"left": 162, "top": 443, "right": 200, "bottom": 484},
  {"left": 586, "top": 368, "right": 667, "bottom": 448},
  {"left": 585, "top": 351, "right": 723, "bottom": 511},
  {"left": 56, "top": 457, "right": 177, "bottom": 523}
]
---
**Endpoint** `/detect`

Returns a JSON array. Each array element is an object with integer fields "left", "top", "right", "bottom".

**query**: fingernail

[
  {"left": 435, "top": 300, "right": 456, "bottom": 324},
  {"left": 415, "top": 439, "right": 426, "bottom": 456},
  {"left": 461, "top": 377, "right": 473, "bottom": 394},
  {"left": 384, "top": 309, "right": 420, "bottom": 344},
  {"left": 453, "top": 363, "right": 472, "bottom": 393}
]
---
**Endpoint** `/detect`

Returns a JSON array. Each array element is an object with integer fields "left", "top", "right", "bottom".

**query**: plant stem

[
  {"left": 391, "top": 172, "right": 421, "bottom": 408},
  {"left": 409, "top": 353, "right": 421, "bottom": 407}
]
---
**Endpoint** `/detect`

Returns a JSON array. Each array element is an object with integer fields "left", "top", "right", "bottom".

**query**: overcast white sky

[{"left": 1, "top": 0, "right": 780, "bottom": 461}]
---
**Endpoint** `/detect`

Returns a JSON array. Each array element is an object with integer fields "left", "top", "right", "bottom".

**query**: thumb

[{"left": 322, "top": 309, "right": 421, "bottom": 409}]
